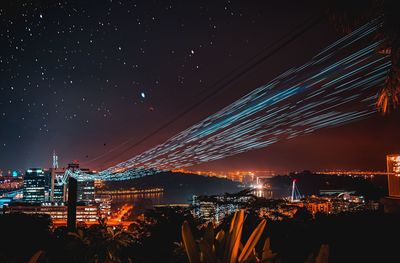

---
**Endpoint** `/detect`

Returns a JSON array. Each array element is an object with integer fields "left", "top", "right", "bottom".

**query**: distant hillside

[
  {"left": 105, "top": 171, "right": 242, "bottom": 197},
  {"left": 269, "top": 171, "right": 386, "bottom": 200}
]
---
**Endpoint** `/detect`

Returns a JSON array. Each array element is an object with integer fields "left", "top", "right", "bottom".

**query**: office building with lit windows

[
  {"left": 65, "top": 162, "right": 95, "bottom": 203},
  {"left": 23, "top": 168, "right": 46, "bottom": 203},
  {"left": 5, "top": 202, "right": 98, "bottom": 223},
  {"left": 77, "top": 180, "right": 95, "bottom": 203}
]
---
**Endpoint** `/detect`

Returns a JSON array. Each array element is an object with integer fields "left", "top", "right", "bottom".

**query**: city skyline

[
  {"left": 1, "top": 1, "right": 400, "bottom": 174},
  {"left": 2, "top": 2, "right": 400, "bottom": 263}
]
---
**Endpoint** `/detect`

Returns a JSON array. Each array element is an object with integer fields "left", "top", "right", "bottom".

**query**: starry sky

[{"left": 1, "top": 0, "right": 399, "bottom": 174}]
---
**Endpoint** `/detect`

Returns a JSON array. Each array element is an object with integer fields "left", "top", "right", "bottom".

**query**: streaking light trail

[{"left": 72, "top": 19, "right": 390, "bottom": 181}]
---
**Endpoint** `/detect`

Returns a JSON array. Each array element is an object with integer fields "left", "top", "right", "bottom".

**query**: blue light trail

[{"left": 71, "top": 19, "right": 390, "bottom": 181}]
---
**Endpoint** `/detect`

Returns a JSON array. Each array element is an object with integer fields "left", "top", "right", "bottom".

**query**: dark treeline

[
  {"left": 105, "top": 171, "right": 242, "bottom": 197},
  {"left": 1, "top": 207, "right": 399, "bottom": 263}
]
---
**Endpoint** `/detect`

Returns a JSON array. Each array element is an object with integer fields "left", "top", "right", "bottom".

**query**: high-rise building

[
  {"left": 43, "top": 170, "right": 52, "bottom": 201},
  {"left": 23, "top": 168, "right": 46, "bottom": 203},
  {"left": 50, "top": 167, "right": 67, "bottom": 202},
  {"left": 387, "top": 154, "right": 400, "bottom": 197},
  {"left": 77, "top": 180, "right": 95, "bottom": 203},
  {"left": 65, "top": 162, "right": 95, "bottom": 203}
]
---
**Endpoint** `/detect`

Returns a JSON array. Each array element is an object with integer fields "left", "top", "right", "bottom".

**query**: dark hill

[{"left": 105, "top": 171, "right": 242, "bottom": 203}]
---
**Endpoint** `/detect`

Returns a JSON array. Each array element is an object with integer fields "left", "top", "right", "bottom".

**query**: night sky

[{"left": 1, "top": 0, "right": 399, "bottom": 174}]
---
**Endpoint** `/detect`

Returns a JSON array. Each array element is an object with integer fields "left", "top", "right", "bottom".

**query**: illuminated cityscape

[
  {"left": 0, "top": 153, "right": 392, "bottom": 228},
  {"left": 1, "top": 1, "right": 400, "bottom": 263}
]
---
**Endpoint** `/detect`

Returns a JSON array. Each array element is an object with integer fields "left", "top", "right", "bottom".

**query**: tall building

[
  {"left": 50, "top": 167, "right": 67, "bottom": 202},
  {"left": 387, "top": 154, "right": 400, "bottom": 197},
  {"left": 67, "top": 162, "right": 95, "bottom": 203},
  {"left": 77, "top": 180, "right": 95, "bottom": 203},
  {"left": 23, "top": 168, "right": 46, "bottom": 203},
  {"left": 43, "top": 170, "right": 52, "bottom": 201}
]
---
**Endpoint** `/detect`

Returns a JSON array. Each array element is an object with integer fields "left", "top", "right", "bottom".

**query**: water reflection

[
  {"left": 109, "top": 188, "right": 277, "bottom": 213},
  {"left": 110, "top": 192, "right": 163, "bottom": 209}
]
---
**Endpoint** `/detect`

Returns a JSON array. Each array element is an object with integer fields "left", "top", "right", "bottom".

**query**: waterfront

[{"left": 109, "top": 189, "right": 241, "bottom": 209}]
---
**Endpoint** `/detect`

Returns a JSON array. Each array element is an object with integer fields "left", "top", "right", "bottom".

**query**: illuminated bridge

[{"left": 63, "top": 19, "right": 391, "bottom": 183}]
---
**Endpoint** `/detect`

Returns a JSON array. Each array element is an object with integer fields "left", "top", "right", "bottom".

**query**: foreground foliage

[
  {"left": 181, "top": 209, "right": 329, "bottom": 263},
  {"left": 2, "top": 207, "right": 400, "bottom": 262}
]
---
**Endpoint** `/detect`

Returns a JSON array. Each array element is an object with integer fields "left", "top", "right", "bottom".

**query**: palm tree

[{"left": 324, "top": 0, "right": 400, "bottom": 114}]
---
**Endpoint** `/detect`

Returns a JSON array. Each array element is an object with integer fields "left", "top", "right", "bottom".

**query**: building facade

[
  {"left": 66, "top": 162, "right": 96, "bottom": 203},
  {"left": 306, "top": 201, "right": 332, "bottom": 215},
  {"left": 49, "top": 167, "right": 67, "bottom": 202},
  {"left": 95, "top": 195, "right": 112, "bottom": 219},
  {"left": 77, "top": 180, "right": 95, "bottom": 203},
  {"left": 0, "top": 176, "right": 23, "bottom": 190},
  {"left": 23, "top": 168, "right": 46, "bottom": 203},
  {"left": 387, "top": 154, "right": 400, "bottom": 197},
  {"left": 6, "top": 203, "right": 98, "bottom": 223}
]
